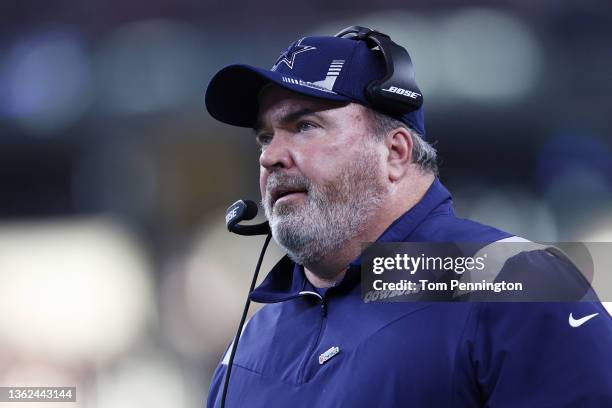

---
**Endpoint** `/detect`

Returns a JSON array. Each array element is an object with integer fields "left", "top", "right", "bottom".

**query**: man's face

[{"left": 255, "top": 86, "right": 389, "bottom": 266}]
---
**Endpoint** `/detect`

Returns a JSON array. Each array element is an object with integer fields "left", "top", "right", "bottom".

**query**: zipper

[
  {"left": 320, "top": 300, "right": 327, "bottom": 317},
  {"left": 296, "top": 291, "right": 328, "bottom": 383},
  {"left": 298, "top": 291, "right": 327, "bottom": 317}
]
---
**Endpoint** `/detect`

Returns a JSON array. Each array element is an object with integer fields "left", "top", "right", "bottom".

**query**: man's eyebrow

[{"left": 253, "top": 108, "right": 320, "bottom": 135}]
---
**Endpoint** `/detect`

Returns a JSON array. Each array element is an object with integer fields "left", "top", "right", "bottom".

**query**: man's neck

[{"left": 304, "top": 173, "right": 435, "bottom": 288}]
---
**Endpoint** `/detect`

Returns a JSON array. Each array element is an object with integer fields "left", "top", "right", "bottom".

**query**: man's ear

[{"left": 385, "top": 127, "right": 414, "bottom": 182}]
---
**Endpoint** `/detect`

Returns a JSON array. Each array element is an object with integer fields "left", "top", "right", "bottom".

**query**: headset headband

[{"left": 335, "top": 26, "right": 423, "bottom": 114}]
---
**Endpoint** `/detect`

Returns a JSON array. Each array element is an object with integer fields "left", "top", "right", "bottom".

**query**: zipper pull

[{"left": 320, "top": 299, "right": 327, "bottom": 317}]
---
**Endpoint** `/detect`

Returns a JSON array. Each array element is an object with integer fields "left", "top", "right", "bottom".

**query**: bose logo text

[
  {"left": 382, "top": 86, "right": 421, "bottom": 99},
  {"left": 226, "top": 207, "right": 239, "bottom": 223}
]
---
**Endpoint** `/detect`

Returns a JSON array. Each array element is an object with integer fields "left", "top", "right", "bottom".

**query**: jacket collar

[{"left": 249, "top": 178, "right": 452, "bottom": 303}]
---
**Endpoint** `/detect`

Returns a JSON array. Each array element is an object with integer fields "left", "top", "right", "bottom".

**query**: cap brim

[{"left": 205, "top": 64, "right": 351, "bottom": 128}]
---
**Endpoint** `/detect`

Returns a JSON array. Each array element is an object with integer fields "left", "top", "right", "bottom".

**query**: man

[{"left": 204, "top": 27, "right": 612, "bottom": 407}]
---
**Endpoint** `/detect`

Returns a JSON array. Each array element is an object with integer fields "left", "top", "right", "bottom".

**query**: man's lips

[
  {"left": 276, "top": 191, "right": 307, "bottom": 204},
  {"left": 270, "top": 187, "right": 308, "bottom": 206}
]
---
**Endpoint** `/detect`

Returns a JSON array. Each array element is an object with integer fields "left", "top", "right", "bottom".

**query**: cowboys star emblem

[{"left": 272, "top": 38, "right": 316, "bottom": 70}]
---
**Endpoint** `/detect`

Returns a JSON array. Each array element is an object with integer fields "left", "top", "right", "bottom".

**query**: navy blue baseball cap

[{"left": 205, "top": 35, "right": 425, "bottom": 135}]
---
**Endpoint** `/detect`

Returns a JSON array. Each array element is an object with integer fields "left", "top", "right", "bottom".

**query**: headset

[
  {"left": 334, "top": 25, "right": 423, "bottom": 115},
  {"left": 219, "top": 26, "right": 417, "bottom": 407},
  {"left": 219, "top": 199, "right": 270, "bottom": 408}
]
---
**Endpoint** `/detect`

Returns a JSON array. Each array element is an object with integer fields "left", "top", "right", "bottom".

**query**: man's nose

[{"left": 259, "top": 133, "right": 293, "bottom": 171}]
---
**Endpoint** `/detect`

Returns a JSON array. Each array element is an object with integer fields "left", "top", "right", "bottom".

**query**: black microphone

[
  {"left": 225, "top": 199, "right": 270, "bottom": 236},
  {"left": 220, "top": 199, "right": 272, "bottom": 408}
]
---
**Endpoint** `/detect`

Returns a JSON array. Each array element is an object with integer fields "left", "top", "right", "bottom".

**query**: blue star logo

[{"left": 272, "top": 38, "right": 316, "bottom": 71}]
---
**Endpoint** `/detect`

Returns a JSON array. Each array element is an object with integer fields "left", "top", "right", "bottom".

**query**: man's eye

[
  {"left": 257, "top": 134, "right": 272, "bottom": 146},
  {"left": 297, "top": 121, "right": 316, "bottom": 132}
]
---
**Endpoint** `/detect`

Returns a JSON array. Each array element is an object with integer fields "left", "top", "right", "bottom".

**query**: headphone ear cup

[
  {"left": 365, "top": 80, "right": 412, "bottom": 116},
  {"left": 366, "top": 77, "right": 423, "bottom": 114},
  {"left": 364, "top": 34, "right": 424, "bottom": 113}
]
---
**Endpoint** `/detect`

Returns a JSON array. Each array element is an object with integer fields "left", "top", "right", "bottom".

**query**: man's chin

[
  {"left": 271, "top": 201, "right": 307, "bottom": 218},
  {"left": 269, "top": 211, "right": 309, "bottom": 239},
  {"left": 269, "top": 212, "right": 301, "bottom": 229}
]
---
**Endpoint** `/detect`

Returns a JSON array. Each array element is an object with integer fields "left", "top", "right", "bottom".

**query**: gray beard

[{"left": 262, "top": 148, "right": 387, "bottom": 266}]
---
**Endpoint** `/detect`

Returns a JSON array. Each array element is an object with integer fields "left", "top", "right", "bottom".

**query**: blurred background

[{"left": 1, "top": 0, "right": 611, "bottom": 406}]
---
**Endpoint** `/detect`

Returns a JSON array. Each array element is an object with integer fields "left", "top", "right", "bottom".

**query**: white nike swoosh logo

[{"left": 569, "top": 312, "right": 599, "bottom": 328}]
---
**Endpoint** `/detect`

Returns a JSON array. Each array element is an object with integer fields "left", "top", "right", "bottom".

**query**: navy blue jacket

[{"left": 207, "top": 179, "right": 612, "bottom": 407}]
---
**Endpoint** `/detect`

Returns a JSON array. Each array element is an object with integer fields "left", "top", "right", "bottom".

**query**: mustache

[{"left": 265, "top": 173, "right": 311, "bottom": 200}]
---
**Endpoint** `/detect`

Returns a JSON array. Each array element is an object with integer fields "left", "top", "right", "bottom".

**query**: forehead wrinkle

[
  {"left": 255, "top": 86, "right": 354, "bottom": 136},
  {"left": 254, "top": 103, "right": 318, "bottom": 135},
  {"left": 255, "top": 97, "right": 295, "bottom": 135},
  {"left": 259, "top": 102, "right": 352, "bottom": 134}
]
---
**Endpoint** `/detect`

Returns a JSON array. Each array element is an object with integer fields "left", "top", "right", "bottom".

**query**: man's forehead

[{"left": 256, "top": 85, "right": 356, "bottom": 128}]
